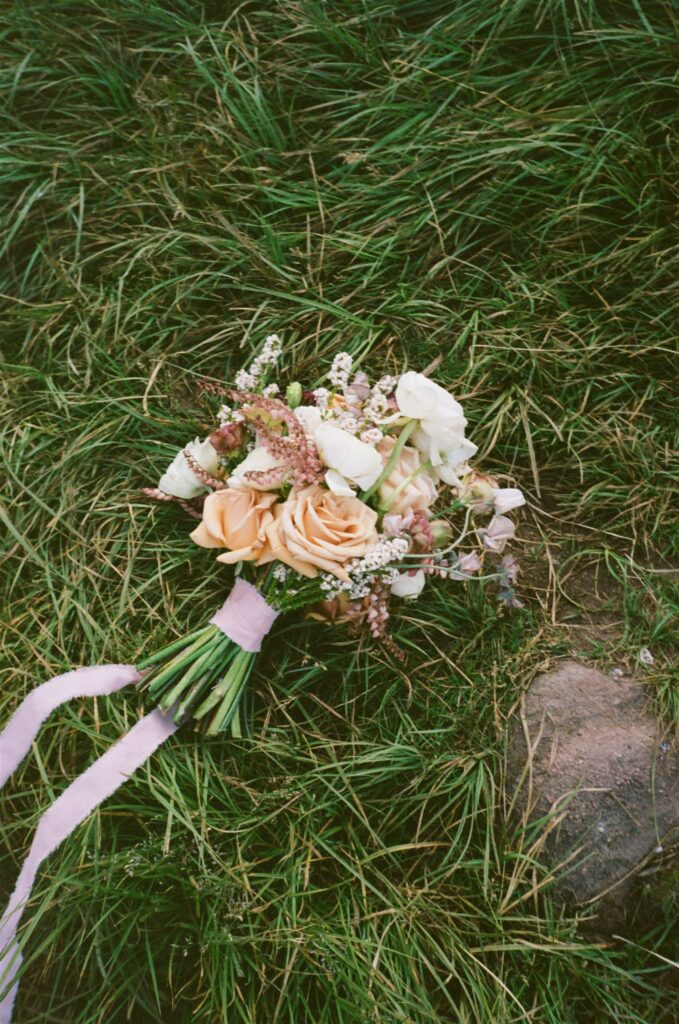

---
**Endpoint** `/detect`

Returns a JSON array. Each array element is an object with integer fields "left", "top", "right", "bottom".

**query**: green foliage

[{"left": 1, "top": 1, "right": 677, "bottom": 1021}]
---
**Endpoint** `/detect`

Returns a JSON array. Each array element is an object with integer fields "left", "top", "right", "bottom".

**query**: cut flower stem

[{"left": 361, "top": 419, "right": 417, "bottom": 502}]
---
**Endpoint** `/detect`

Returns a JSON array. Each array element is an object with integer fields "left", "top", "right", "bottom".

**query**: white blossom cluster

[
  {"left": 328, "top": 351, "right": 353, "bottom": 389},
  {"left": 360, "top": 427, "right": 383, "bottom": 446},
  {"left": 328, "top": 408, "right": 363, "bottom": 434},
  {"left": 234, "top": 334, "right": 282, "bottom": 391},
  {"left": 352, "top": 535, "right": 410, "bottom": 575},
  {"left": 217, "top": 403, "right": 245, "bottom": 426},
  {"left": 312, "top": 387, "right": 330, "bottom": 409},
  {"left": 319, "top": 535, "right": 410, "bottom": 600},
  {"left": 363, "top": 375, "right": 398, "bottom": 423}
]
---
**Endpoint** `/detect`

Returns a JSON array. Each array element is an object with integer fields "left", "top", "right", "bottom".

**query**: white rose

[
  {"left": 228, "top": 446, "right": 288, "bottom": 491},
  {"left": 396, "top": 371, "right": 477, "bottom": 468},
  {"left": 314, "top": 424, "right": 382, "bottom": 493},
  {"left": 492, "top": 487, "right": 525, "bottom": 515},
  {"left": 158, "top": 437, "right": 221, "bottom": 499},
  {"left": 391, "top": 570, "right": 426, "bottom": 598}
]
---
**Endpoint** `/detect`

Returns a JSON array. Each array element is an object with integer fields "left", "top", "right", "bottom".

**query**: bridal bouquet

[
  {"left": 139, "top": 335, "right": 525, "bottom": 735},
  {"left": 0, "top": 335, "right": 525, "bottom": 1021}
]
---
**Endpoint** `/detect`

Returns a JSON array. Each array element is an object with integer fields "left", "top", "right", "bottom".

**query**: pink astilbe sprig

[
  {"left": 408, "top": 510, "right": 434, "bottom": 552},
  {"left": 345, "top": 582, "right": 405, "bottom": 661},
  {"left": 228, "top": 390, "right": 324, "bottom": 488},
  {"left": 140, "top": 488, "right": 203, "bottom": 520},
  {"left": 182, "top": 448, "right": 227, "bottom": 490},
  {"left": 198, "top": 378, "right": 230, "bottom": 398},
  {"left": 245, "top": 466, "right": 289, "bottom": 489}
]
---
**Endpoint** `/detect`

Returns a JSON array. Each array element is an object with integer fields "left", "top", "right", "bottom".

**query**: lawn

[{"left": 1, "top": 2, "right": 677, "bottom": 1021}]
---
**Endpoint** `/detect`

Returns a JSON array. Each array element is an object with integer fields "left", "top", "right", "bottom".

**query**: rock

[{"left": 507, "top": 660, "right": 679, "bottom": 932}]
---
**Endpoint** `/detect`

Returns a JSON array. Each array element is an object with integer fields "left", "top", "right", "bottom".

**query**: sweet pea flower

[
  {"left": 492, "top": 487, "right": 525, "bottom": 515},
  {"left": 314, "top": 423, "right": 382, "bottom": 494},
  {"left": 158, "top": 437, "right": 221, "bottom": 499},
  {"left": 480, "top": 515, "right": 516, "bottom": 553},
  {"left": 382, "top": 511, "right": 414, "bottom": 537},
  {"left": 391, "top": 569, "right": 426, "bottom": 598},
  {"left": 395, "top": 371, "right": 478, "bottom": 470},
  {"left": 456, "top": 551, "right": 482, "bottom": 574}
]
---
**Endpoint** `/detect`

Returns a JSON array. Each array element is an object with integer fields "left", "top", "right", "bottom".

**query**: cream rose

[
  {"left": 265, "top": 485, "right": 378, "bottom": 580},
  {"left": 377, "top": 436, "right": 437, "bottom": 514},
  {"left": 190, "top": 486, "right": 278, "bottom": 564}
]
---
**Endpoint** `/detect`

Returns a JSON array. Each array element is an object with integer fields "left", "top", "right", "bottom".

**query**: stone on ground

[{"left": 507, "top": 660, "right": 678, "bottom": 932}]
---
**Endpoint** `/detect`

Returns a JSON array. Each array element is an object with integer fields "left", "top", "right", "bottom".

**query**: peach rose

[
  {"left": 190, "top": 486, "right": 278, "bottom": 565},
  {"left": 264, "top": 485, "right": 378, "bottom": 581},
  {"left": 378, "top": 436, "right": 438, "bottom": 515}
]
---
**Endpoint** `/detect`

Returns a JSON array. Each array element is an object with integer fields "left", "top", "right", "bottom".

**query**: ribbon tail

[
  {"left": 0, "top": 708, "right": 178, "bottom": 1022},
  {"left": 0, "top": 665, "right": 140, "bottom": 789}
]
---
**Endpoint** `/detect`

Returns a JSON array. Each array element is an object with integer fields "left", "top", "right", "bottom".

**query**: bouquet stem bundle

[{"left": 138, "top": 626, "right": 257, "bottom": 736}]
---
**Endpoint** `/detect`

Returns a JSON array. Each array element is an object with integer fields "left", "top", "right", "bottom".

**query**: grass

[{"left": 1, "top": 1, "right": 677, "bottom": 1020}]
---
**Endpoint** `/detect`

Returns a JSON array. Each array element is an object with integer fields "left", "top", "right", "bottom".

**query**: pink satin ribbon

[
  {"left": 210, "top": 578, "right": 279, "bottom": 651},
  {"left": 0, "top": 665, "right": 141, "bottom": 788},
  {"left": 0, "top": 702, "right": 177, "bottom": 1022},
  {"left": 0, "top": 582, "right": 277, "bottom": 1022}
]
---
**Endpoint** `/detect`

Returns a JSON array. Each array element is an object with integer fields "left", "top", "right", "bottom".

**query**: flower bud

[
  {"left": 430, "top": 519, "right": 453, "bottom": 547},
  {"left": 286, "top": 381, "right": 303, "bottom": 409},
  {"left": 208, "top": 422, "right": 245, "bottom": 453}
]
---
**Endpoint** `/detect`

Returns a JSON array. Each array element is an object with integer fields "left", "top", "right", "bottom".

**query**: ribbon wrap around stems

[
  {"left": 0, "top": 580, "right": 277, "bottom": 1022},
  {"left": 210, "top": 577, "right": 279, "bottom": 652}
]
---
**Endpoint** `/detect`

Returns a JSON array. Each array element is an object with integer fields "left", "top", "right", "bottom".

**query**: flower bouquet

[
  {"left": 139, "top": 335, "right": 525, "bottom": 735},
  {"left": 0, "top": 335, "right": 524, "bottom": 1021}
]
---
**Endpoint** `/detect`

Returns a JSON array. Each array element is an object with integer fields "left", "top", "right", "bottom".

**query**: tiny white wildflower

[
  {"left": 363, "top": 389, "right": 390, "bottom": 421},
  {"left": 328, "top": 352, "right": 353, "bottom": 389},
  {"left": 235, "top": 369, "right": 256, "bottom": 391},
  {"left": 360, "top": 427, "right": 383, "bottom": 446},
  {"left": 313, "top": 387, "right": 330, "bottom": 410}
]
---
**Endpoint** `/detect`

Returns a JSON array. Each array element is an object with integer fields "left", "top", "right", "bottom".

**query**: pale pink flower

[
  {"left": 492, "top": 487, "right": 525, "bottom": 515},
  {"left": 382, "top": 511, "right": 413, "bottom": 536},
  {"left": 480, "top": 515, "right": 516, "bottom": 553},
  {"left": 456, "top": 551, "right": 481, "bottom": 574}
]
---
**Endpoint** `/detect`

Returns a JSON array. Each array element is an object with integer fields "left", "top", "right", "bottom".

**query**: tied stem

[
  {"left": 197, "top": 649, "right": 255, "bottom": 735},
  {"left": 137, "top": 627, "right": 208, "bottom": 670}
]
